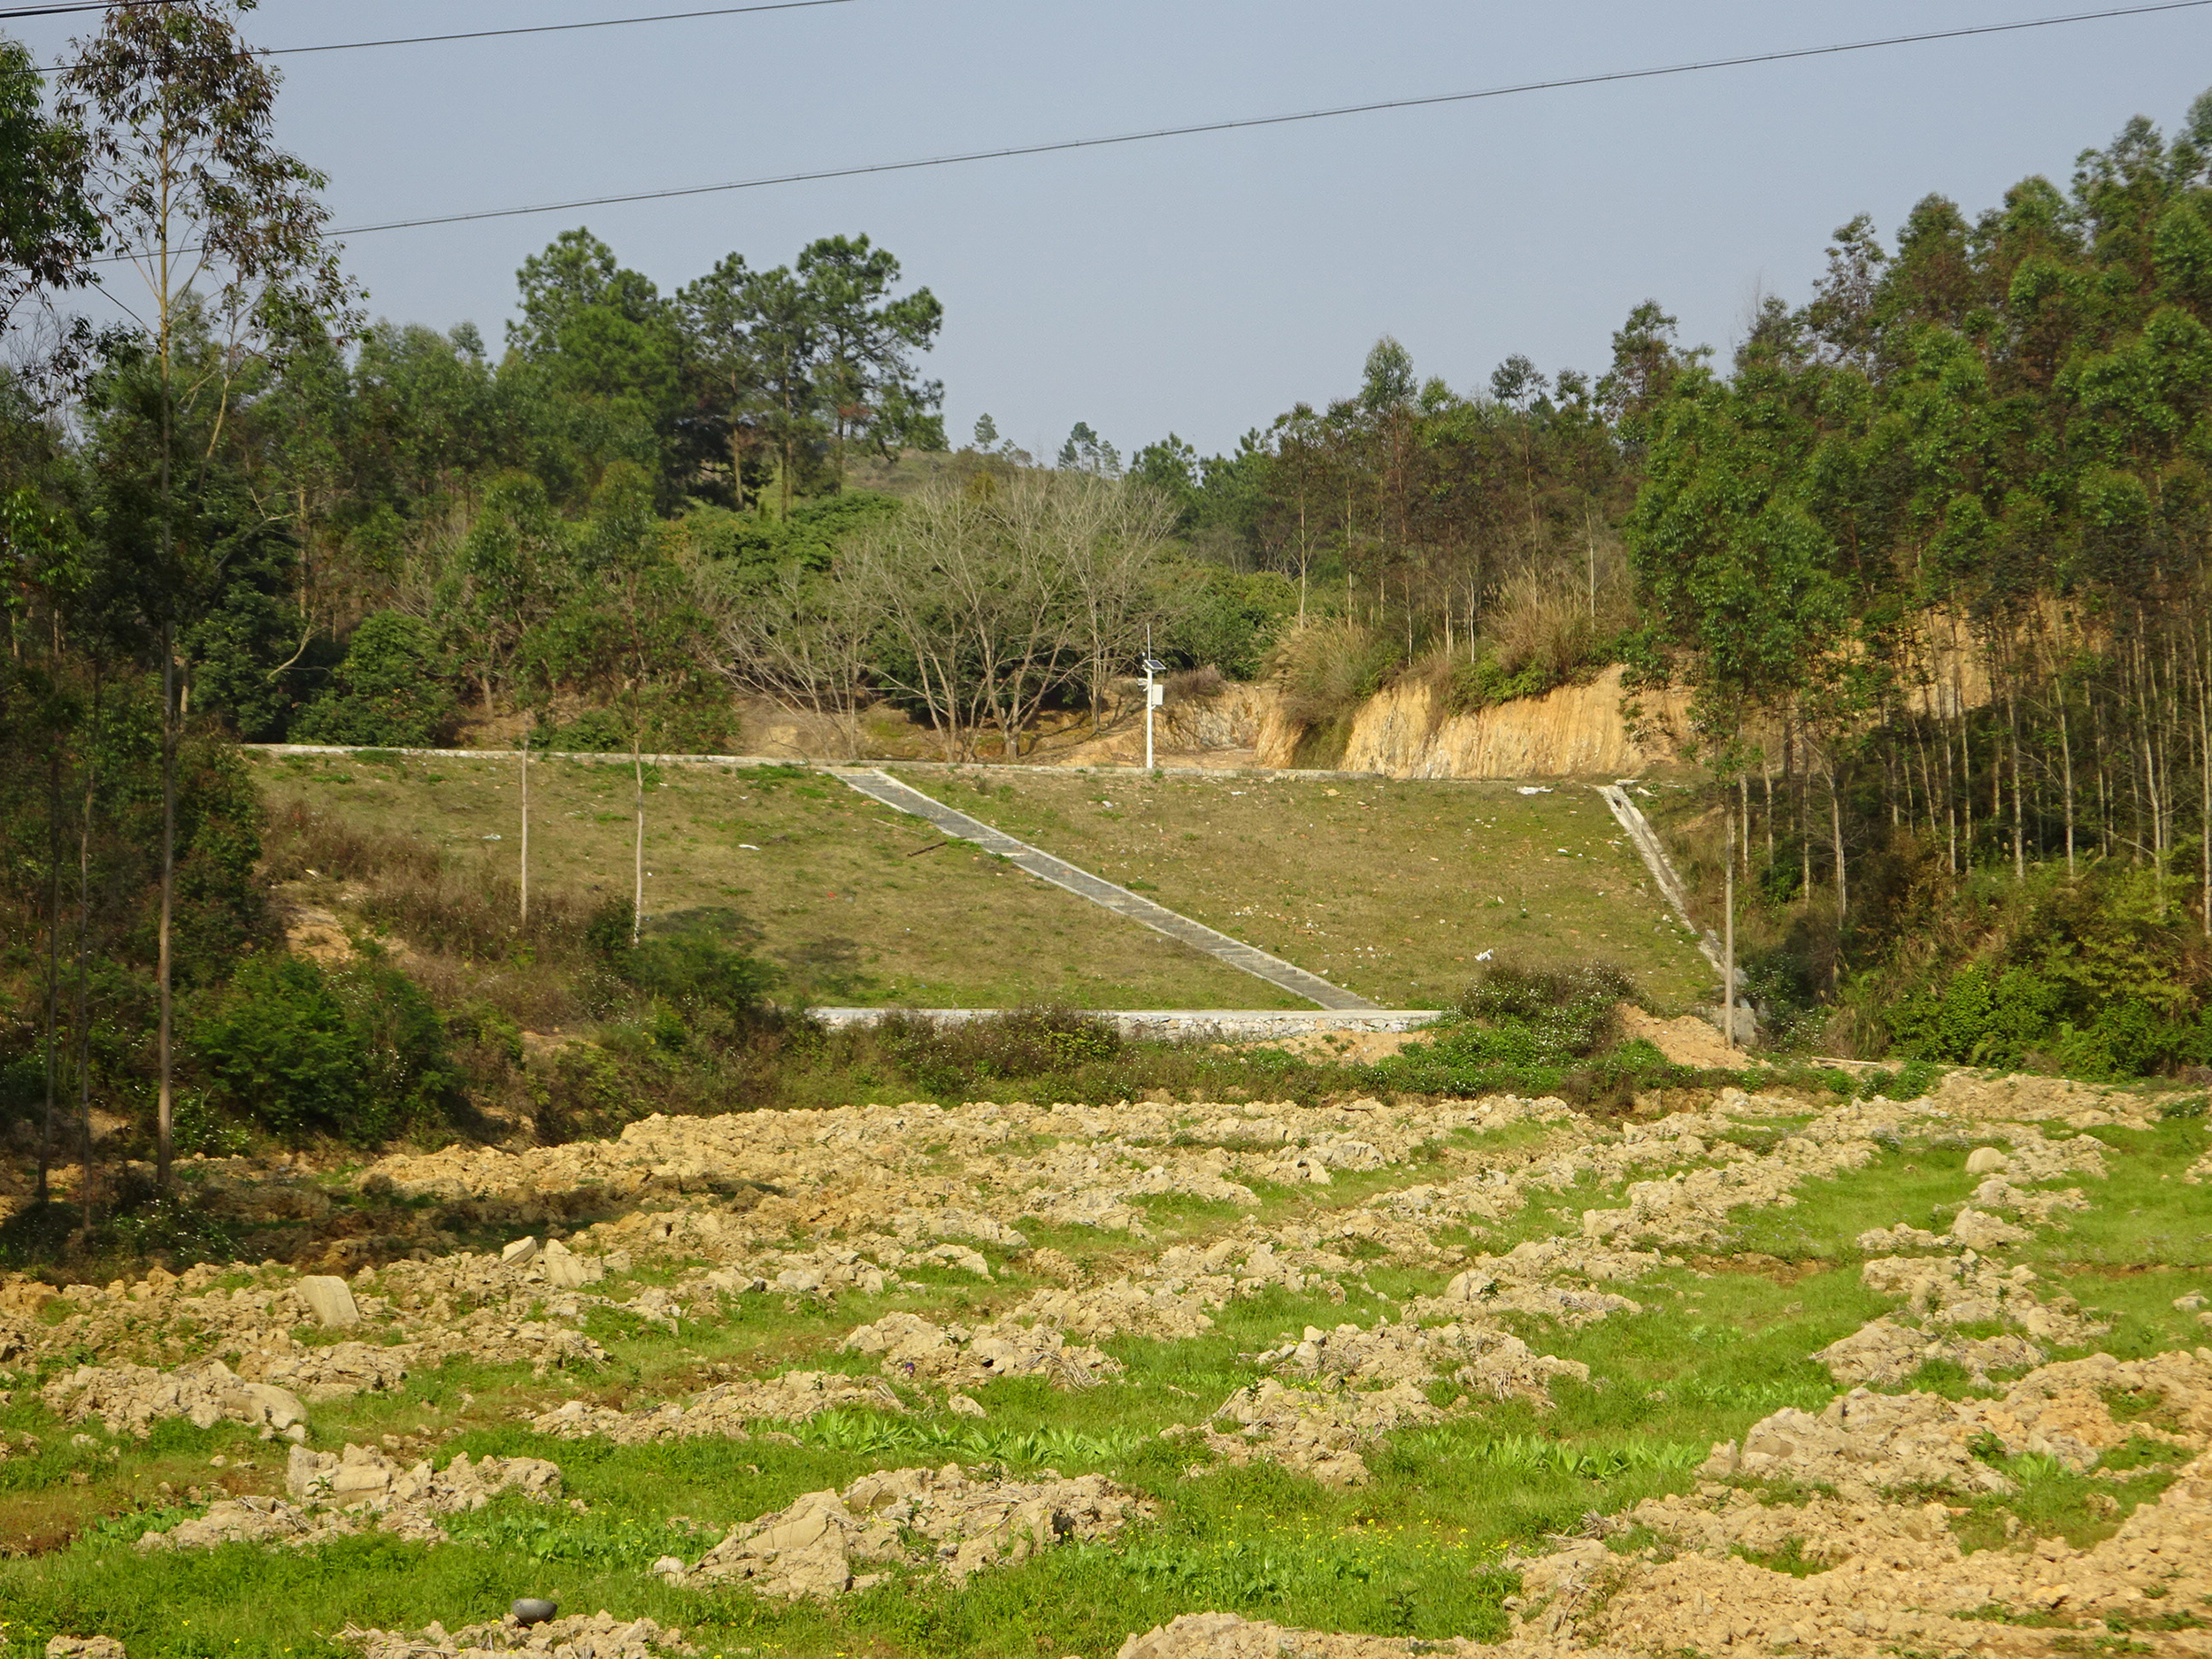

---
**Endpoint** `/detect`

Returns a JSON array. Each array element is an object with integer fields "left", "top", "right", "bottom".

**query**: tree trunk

[
  {"left": 2008, "top": 680, "right": 2025, "bottom": 880},
  {"left": 76, "top": 667, "right": 97, "bottom": 1231},
  {"left": 2057, "top": 682, "right": 2076, "bottom": 875},
  {"left": 1763, "top": 762, "right": 1776, "bottom": 866},
  {"left": 157, "top": 620, "right": 176, "bottom": 1192},
  {"left": 1723, "top": 800, "right": 1737, "bottom": 1052},
  {"left": 1829, "top": 758, "right": 1848, "bottom": 949},
  {"left": 2199, "top": 622, "right": 2211, "bottom": 934},
  {"left": 39, "top": 746, "right": 61, "bottom": 1208}
]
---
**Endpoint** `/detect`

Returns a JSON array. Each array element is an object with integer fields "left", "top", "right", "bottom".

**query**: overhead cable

[
  {"left": 19, "top": 0, "right": 863, "bottom": 72},
  {"left": 1, "top": 0, "right": 180, "bottom": 18},
  {"left": 263, "top": 0, "right": 862, "bottom": 58},
  {"left": 318, "top": 0, "right": 2212, "bottom": 241}
]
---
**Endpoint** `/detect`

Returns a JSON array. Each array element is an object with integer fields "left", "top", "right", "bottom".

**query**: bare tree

[
  {"left": 840, "top": 472, "right": 1169, "bottom": 760},
  {"left": 1052, "top": 472, "right": 1174, "bottom": 731},
  {"left": 713, "top": 562, "right": 876, "bottom": 761}
]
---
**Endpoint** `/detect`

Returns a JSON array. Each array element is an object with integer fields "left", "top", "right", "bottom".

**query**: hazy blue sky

[{"left": 17, "top": 1, "right": 2212, "bottom": 456}]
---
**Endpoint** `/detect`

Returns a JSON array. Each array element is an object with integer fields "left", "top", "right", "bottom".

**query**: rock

[
  {"left": 672, "top": 1464, "right": 1150, "bottom": 1597},
  {"left": 298, "top": 1275, "right": 360, "bottom": 1329},
  {"left": 47, "top": 1640, "right": 126, "bottom": 1659},
  {"left": 510, "top": 1600, "right": 557, "bottom": 1626},
  {"left": 501, "top": 1237, "right": 541, "bottom": 1267},
  {"left": 339, "top": 1613, "right": 694, "bottom": 1659},
  {"left": 1114, "top": 1613, "right": 1457, "bottom": 1659},
  {"left": 43, "top": 1359, "right": 308, "bottom": 1439},
  {"left": 947, "top": 1393, "right": 987, "bottom": 1418},
  {"left": 530, "top": 1370, "right": 904, "bottom": 1444},
  {"left": 1176, "top": 1376, "right": 1445, "bottom": 1486},
  {"left": 1964, "top": 1147, "right": 2009, "bottom": 1174},
  {"left": 1703, "top": 1348, "right": 2212, "bottom": 1497},
  {"left": 136, "top": 1441, "right": 570, "bottom": 1552},
  {"left": 1948, "top": 1207, "right": 2032, "bottom": 1248},
  {"left": 842, "top": 1311, "right": 1121, "bottom": 1390},
  {"left": 541, "top": 1240, "right": 603, "bottom": 1290}
]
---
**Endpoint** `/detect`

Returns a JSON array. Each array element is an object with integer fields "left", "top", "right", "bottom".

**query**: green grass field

[
  {"left": 897, "top": 768, "right": 1716, "bottom": 1009},
  {"left": 250, "top": 750, "right": 1298, "bottom": 1010},
  {"left": 250, "top": 753, "right": 1714, "bottom": 1012}
]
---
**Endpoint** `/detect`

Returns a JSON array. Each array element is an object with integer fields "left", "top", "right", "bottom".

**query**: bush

[
  {"left": 1483, "top": 570, "right": 1621, "bottom": 681},
  {"left": 876, "top": 1006, "right": 1122, "bottom": 1096},
  {"left": 192, "top": 953, "right": 460, "bottom": 1144},
  {"left": 1371, "top": 957, "right": 1659, "bottom": 1108},
  {"left": 1154, "top": 565, "right": 1300, "bottom": 680},
  {"left": 1874, "top": 864, "right": 2212, "bottom": 1079},
  {"left": 1442, "top": 647, "right": 1553, "bottom": 715},
  {"left": 1270, "top": 618, "right": 1402, "bottom": 730},
  {"left": 624, "top": 933, "right": 780, "bottom": 1033},
  {"left": 549, "top": 707, "right": 633, "bottom": 751},
  {"left": 1460, "top": 957, "right": 1634, "bottom": 1049},
  {"left": 290, "top": 611, "right": 459, "bottom": 748}
]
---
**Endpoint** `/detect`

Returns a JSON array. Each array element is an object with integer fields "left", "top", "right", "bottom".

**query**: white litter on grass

[
  {"left": 481, "top": 834, "right": 502, "bottom": 841},
  {"left": 1517, "top": 786, "right": 1553, "bottom": 795},
  {"left": 739, "top": 844, "right": 762, "bottom": 851},
  {"left": 1476, "top": 949, "right": 1494, "bottom": 962}
]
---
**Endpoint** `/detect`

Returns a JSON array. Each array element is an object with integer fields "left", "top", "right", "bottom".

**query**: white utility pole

[
  {"left": 1141, "top": 629, "right": 1166, "bottom": 772},
  {"left": 519, "top": 736, "right": 530, "bottom": 926}
]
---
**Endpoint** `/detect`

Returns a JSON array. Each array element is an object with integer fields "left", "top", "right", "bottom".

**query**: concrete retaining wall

[{"left": 806, "top": 1009, "right": 1447, "bottom": 1041}]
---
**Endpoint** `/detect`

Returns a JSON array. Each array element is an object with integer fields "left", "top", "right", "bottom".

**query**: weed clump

[{"left": 1376, "top": 956, "right": 1705, "bottom": 1110}]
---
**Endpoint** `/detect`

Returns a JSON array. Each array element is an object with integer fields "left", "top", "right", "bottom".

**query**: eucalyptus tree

[
  {"left": 61, "top": 0, "right": 356, "bottom": 1188},
  {"left": 0, "top": 35, "right": 99, "bottom": 403}
]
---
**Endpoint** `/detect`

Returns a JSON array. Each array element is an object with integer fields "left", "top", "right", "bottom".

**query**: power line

[
  {"left": 263, "top": 0, "right": 862, "bottom": 59},
  {"left": 19, "top": 0, "right": 860, "bottom": 73},
  {"left": 319, "top": 0, "right": 2212, "bottom": 242},
  {"left": 1, "top": 0, "right": 179, "bottom": 17}
]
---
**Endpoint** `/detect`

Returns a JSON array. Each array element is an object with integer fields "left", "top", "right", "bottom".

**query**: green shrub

[
  {"left": 584, "top": 896, "right": 637, "bottom": 962},
  {"left": 1372, "top": 957, "right": 1670, "bottom": 1106},
  {"left": 1443, "top": 648, "right": 1553, "bottom": 715},
  {"left": 192, "top": 953, "right": 460, "bottom": 1143},
  {"left": 549, "top": 707, "right": 631, "bottom": 752},
  {"left": 624, "top": 933, "right": 780, "bottom": 1023},
  {"left": 1459, "top": 957, "right": 1635, "bottom": 1053},
  {"left": 290, "top": 611, "right": 459, "bottom": 748},
  {"left": 877, "top": 1006, "right": 1123, "bottom": 1096},
  {"left": 1153, "top": 565, "right": 1301, "bottom": 680},
  {"left": 1878, "top": 865, "right": 2212, "bottom": 1079}
]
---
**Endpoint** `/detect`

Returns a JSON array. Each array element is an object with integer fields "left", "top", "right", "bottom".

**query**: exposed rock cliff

[{"left": 1255, "top": 666, "right": 1687, "bottom": 779}]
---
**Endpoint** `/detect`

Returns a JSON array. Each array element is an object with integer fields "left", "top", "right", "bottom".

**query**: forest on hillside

[{"left": 9, "top": 0, "right": 2212, "bottom": 1210}]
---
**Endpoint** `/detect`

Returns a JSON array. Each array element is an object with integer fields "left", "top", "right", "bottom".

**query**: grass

[
  {"left": 250, "top": 750, "right": 1294, "bottom": 1010},
  {"left": 893, "top": 768, "right": 1716, "bottom": 1009}
]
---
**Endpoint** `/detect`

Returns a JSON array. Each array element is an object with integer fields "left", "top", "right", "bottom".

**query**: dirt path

[{"left": 833, "top": 768, "right": 1380, "bottom": 1010}]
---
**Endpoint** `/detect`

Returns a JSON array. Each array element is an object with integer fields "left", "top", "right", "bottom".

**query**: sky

[{"left": 13, "top": 0, "right": 2212, "bottom": 457}]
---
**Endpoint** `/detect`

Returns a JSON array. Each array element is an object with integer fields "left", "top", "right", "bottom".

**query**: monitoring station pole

[{"left": 1142, "top": 629, "right": 1166, "bottom": 772}]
